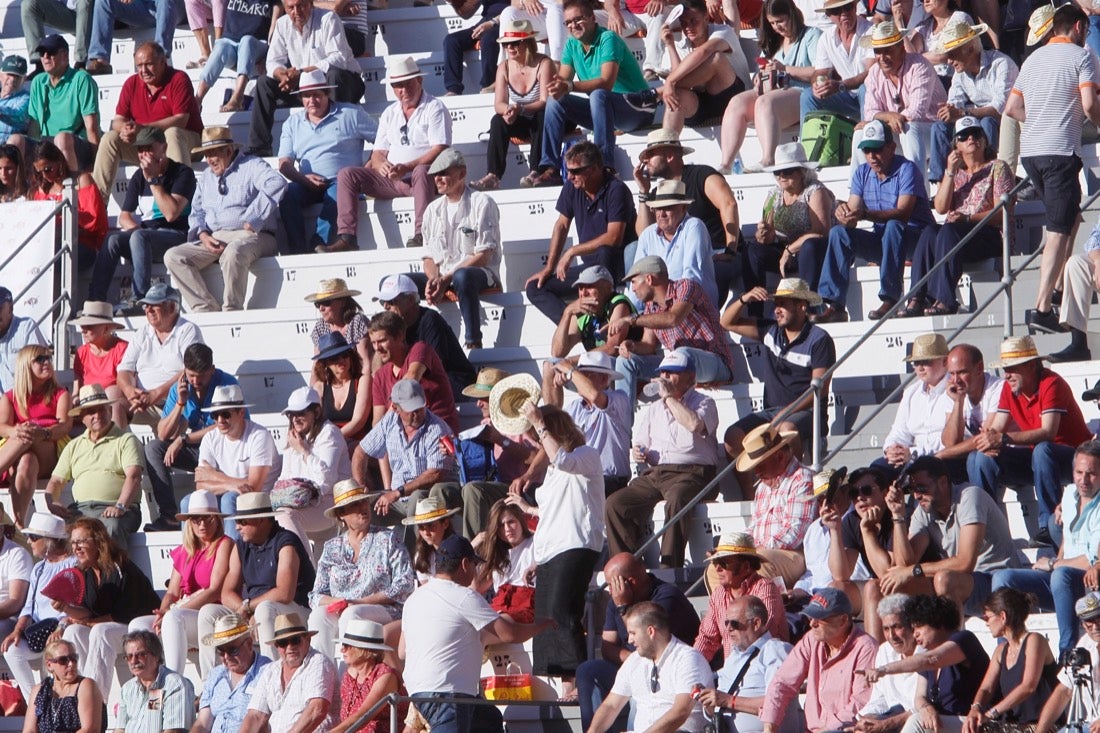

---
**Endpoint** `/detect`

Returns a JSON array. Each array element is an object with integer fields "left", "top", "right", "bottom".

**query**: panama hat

[
  {"left": 773, "top": 277, "right": 823, "bottom": 307},
  {"left": 498, "top": 18, "right": 538, "bottom": 43},
  {"left": 709, "top": 530, "right": 764, "bottom": 567},
  {"left": 383, "top": 56, "right": 425, "bottom": 84},
  {"left": 735, "top": 424, "right": 799, "bottom": 472},
  {"left": 646, "top": 179, "right": 694, "bottom": 208},
  {"left": 931, "top": 19, "right": 988, "bottom": 53},
  {"left": 68, "top": 384, "right": 119, "bottom": 417},
  {"left": 324, "top": 479, "right": 381, "bottom": 519},
  {"left": 815, "top": 0, "right": 857, "bottom": 12},
  {"left": 267, "top": 613, "right": 318, "bottom": 644},
  {"left": 201, "top": 613, "right": 253, "bottom": 647},
  {"left": 906, "top": 333, "right": 949, "bottom": 363},
  {"left": 639, "top": 128, "right": 695, "bottom": 159},
  {"left": 341, "top": 619, "right": 393, "bottom": 651},
  {"left": 70, "top": 301, "right": 123, "bottom": 329},
  {"left": 489, "top": 373, "right": 541, "bottom": 435},
  {"left": 292, "top": 68, "right": 337, "bottom": 94},
  {"left": 304, "top": 278, "right": 361, "bottom": 303},
  {"left": 462, "top": 367, "right": 511, "bottom": 399},
  {"left": 993, "top": 335, "right": 1045, "bottom": 368},
  {"left": 576, "top": 351, "right": 622, "bottom": 379},
  {"left": 1027, "top": 4, "right": 1055, "bottom": 46},
  {"left": 859, "top": 20, "right": 906, "bottom": 48},
  {"left": 812, "top": 467, "right": 848, "bottom": 500},
  {"left": 191, "top": 126, "right": 238, "bottom": 155},
  {"left": 200, "top": 384, "right": 253, "bottom": 413},
  {"left": 25, "top": 512, "right": 67, "bottom": 540},
  {"left": 175, "top": 490, "right": 225, "bottom": 521},
  {"left": 763, "top": 142, "right": 820, "bottom": 173},
  {"left": 227, "top": 492, "right": 279, "bottom": 521},
  {"left": 400, "top": 496, "right": 460, "bottom": 526}
]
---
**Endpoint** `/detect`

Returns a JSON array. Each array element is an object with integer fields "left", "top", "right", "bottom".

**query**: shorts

[
  {"left": 686, "top": 79, "right": 745, "bottom": 127},
  {"left": 734, "top": 406, "right": 816, "bottom": 442},
  {"left": 1021, "top": 154, "right": 1082, "bottom": 234}
]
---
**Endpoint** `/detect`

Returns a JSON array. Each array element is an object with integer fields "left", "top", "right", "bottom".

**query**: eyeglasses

[
  {"left": 848, "top": 483, "right": 879, "bottom": 498},
  {"left": 212, "top": 411, "right": 236, "bottom": 422},
  {"left": 275, "top": 635, "right": 306, "bottom": 648},
  {"left": 563, "top": 15, "right": 588, "bottom": 26},
  {"left": 399, "top": 124, "right": 410, "bottom": 146},
  {"left": 773, "top": 167, "right": 800, "bottom": 178},
  {"left": 956, "top": 130, "right": 983, "bottom": 142},
  {"left": 723, "top": 618, "right": 748, "bottom": 630},
  {"left": 217, "top": 643, "right": 246, "bottom": 657},
  {"left": 712, "top": 557, "right": 739, "bottom": 569},
  {"left": 124, "top": 651, "right": 151, "bottom": 662},
  {"left": 71, "top": 538, "right": 94, "bottom": 547},
  {"left": 566, "top": 163, "right": 592, "bottom": 176},
  {"left": 649, "top": 664, "right": 660, "bottom": 693},
  {"left": 33, "top": 354, "right": 52, "bottom": 365},
  {"left": 314, "top": 300, "right": 335, "bottom": 309},
  {"left": 49, "top": 654, "right": 78, "bottom": 666},
  {"left": 189, "top": 515, "right": 217, "bottom": 524}
]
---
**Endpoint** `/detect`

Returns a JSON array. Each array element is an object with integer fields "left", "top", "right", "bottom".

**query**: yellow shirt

[{"left": 53, "top": 424, "right": 144, "bottom": 504}]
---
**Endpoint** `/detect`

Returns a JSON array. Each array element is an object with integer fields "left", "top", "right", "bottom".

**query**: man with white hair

[
  {"left": 855, "top": 595, "right": 920, "bottom": 733},
  {"left": 632, "top": 180, "right": 718, "bottom": 306}
]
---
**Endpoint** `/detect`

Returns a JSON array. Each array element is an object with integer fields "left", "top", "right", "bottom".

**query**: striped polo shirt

[{"left": 1012, "top": 37, "right": 1100, "bottom": 158}]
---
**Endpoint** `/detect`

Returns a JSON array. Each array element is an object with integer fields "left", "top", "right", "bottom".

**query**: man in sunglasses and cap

[
  {"left": 193, "top": 614, "right": 271, "bottom": 733},
  {"left": 0, "top": 286, "right": 46, "bottom": 393}
]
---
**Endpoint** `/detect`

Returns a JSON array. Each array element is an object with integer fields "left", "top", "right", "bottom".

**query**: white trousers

[
  {"left": 1061, "top": 251, "right": 1098, "bottom": 333},
  {"left": 499, "top": 2, "right": 565, "bottom": 61},
  {"left": 128, "top": 608, "right": 199, "bottom": 676},
  {"left": 307, "top": 603, "right": 395, "bottom": 660}
]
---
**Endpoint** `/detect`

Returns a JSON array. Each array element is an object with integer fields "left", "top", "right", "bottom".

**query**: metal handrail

[{"left": 341, "top": 691, "right": 580, "bottom": 733}]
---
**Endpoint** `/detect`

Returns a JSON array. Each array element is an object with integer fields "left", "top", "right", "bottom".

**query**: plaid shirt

[
  {"left": 694, "top": 574, "right": 788, "bottom": 662},
  {"left": 359, "top": 409, "right": 458, "bottom": 492},
  {"left": 751, "top": 456, "right": 817, "bottom": 550},
  {"left": 644, "top": 279, "right": 735, "bottom": 373}
]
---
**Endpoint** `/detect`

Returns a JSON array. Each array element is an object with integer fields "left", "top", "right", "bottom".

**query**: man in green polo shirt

[
  {"left": 25, "top": 34, "right": 100, "bottom": 172},
  {"left": 521, "top": 0, "right": 653, "bottom": 187}
]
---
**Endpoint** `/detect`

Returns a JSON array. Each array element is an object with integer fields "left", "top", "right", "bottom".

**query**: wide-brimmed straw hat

[
  {"left": 324, "top": 479, "right": 381, "bottom": 519},
  {"left": 227, "top": 492, "right": 279, "bottom": 521},
  {"left": 931, "top": 19, "right": 988, "bottom": 53},
  {"left": 498, "top": 19, "right": 538, "bottom": 43},
  {"left": 400, "top": 496, "right": 460, "bottom": 526},
  {"left": 646, "top": 179, "right": 694, "bottom": 208},
  {"left": 462, "top": 367, "right": 510, "bottom": 399},
  {"left": 71, "top": 301, "right": 123, "bottom": 329},
  {"left": 191, "top": 126, "right": 238, "bottom": 155},
  {"left": 304, "top": 278, "right": 361, "bottom": 303},
  {"left": 906, "top": 333, "right": 949, "bottom": 363},
  {"left": 773, "top": 278, "right": 823, "bottom": 307},
  {"left": 709, "top": 530, "right": 764, "bottom": 567},
  {"left": 1027, "top": 4, "right": 1055, "bottom": 46},
  {"left": 639, "top": 128, "right": 695, "bottom": 159},
  {"left": 762, "top": 142, "right": 820, "bottom": 173},
  {"left": 735, "top": 424, "right": 799, "bottom": 472},
  {"left": 200, "top": 384, "right": 253, "bottom": 413},
  {"left": 267, "top": 613, "right": 318, "bottom": 644},
  {"left": 815, "top": 0, "right": 857, "bottom": 12},
  {"left": 68, "top": 384, "right": 119, "bottom": 417},
  {"left": 201, "top": 613, "right": 253, "bottom": 647},
  {"left": 994, "top": 335, "right": 1045, "bottom": 368},
  {"left": 812, "top": 467, "right": 848, "bottom": 499},
  {"left": 383, "top": 56, "right": 425, "bottom": 84},
  {"left": 859, "top": 20, "right": 906, "bottom": 48},
  {"left": 175, "top": 490, "right": 225, "bottom": 521},
  {"left": 489, "top": 373, "right": 541, "bottom": 435},
  {"left": 292, "top": 68, "right": 337, "bottom": 94}
]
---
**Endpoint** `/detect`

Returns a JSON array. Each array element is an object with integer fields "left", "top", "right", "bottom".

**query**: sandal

[
  {"left": 470, "top": 173, "right": 499, "bottom": 191},
  {"left": 219, "top": 98, "right": 244, "bottom": 113},
  {"left": 923, "top": 301, "right": 958, "bottom": 316},
  {"left": 895, "top": 297, "right": 925, "bottom": 318},
  {"left": 186, "top": 57, "right": 208, "bottom": 69}
]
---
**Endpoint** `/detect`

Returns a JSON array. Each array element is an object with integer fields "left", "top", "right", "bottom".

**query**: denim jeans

[
  {"left": 200, "top": 36, "right": 268, "bottom": 87},
  {"left": 992, "top": 566, "right": 1084, "bottom": 654},
  {"left": 908, "top": 221, "right": 1003, "bottom": 309},
  {"left": 966, "top": 442, "right": 1075, "bottom": 531},
  {"left": 576, "top": 658, "right": 628, "bottom": 732},
  {"left": 280, "top": 179, "right": 339, "bottom": 253},
  {"left": 143, "top": 439, "right": 198, "bottom": 524},
  {"left": 798, "top": 85, "right": 864, "bottom": 126},
  {"left": 406, "top": 268, "right": 494, "bottom": 345},
  {"left": 443, "top": 21, "right": 500, "bottom": 93},
  {"left": 539, "top": 90, "right": 655, "bottom": 171},
  {"left": 929, "top": 116, "right": 999, "bottom": 182},
  {"left": 90, "top": 227, "right": 186, "bottom": 301},
  {"left": 89, "top": 0, "right": 181, "bottom": 61},
  {"left": 818, "top": 222, "right": 919, "bottom": 308},
  {"left": 411, "top": 694, "right": 503, "bottom": 733}
]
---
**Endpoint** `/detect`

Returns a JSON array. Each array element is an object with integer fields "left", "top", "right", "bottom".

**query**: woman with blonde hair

[
  {"left": 22, "top": 637, "right": 106, "bottom": 733},
  {"left": 330, "top": 619, "right": 408, "bottom": 733},
  {"left": 0, "top": 345, "right": 72, "bottom": 527},
  {"left": 128, "top": 490, "right": 233, "bottom": 676}
]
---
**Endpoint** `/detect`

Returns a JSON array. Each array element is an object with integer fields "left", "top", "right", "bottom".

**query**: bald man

[{"left": 576, "top": 553, "right": 701, "bottom": 732}]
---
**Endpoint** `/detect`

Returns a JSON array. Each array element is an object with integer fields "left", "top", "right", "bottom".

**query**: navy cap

[
  {"left": 437, "top": 535, "right": 485, "bottom": 564},
  {"left": 0, "top": 287, "right": 12, "bottom": 304},
  {"left": 0, "top": 56, "right": 27, "bottom": 76},
  {"left": 34, "top": 35, "right": 68, "bottom": 55},
  {"left": 801, "top": 587, "right": 853, "bottom": 620}
]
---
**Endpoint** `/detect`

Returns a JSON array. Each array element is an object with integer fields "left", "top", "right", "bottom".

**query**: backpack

[{"left": 801, "top": 112, "right": 856, "bottom": 167}]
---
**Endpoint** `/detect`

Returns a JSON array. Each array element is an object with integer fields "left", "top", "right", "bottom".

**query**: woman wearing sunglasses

[
  {"left": 29, "top": 141, "right": 107, "bottom": 270},
  {"left": 24, "top": 638, "right": 106, "bottom": 733},
  {"left": 305, "top": 278, "right": 372, "bottom": 367},
  {"left": 0, "top": 345, "right": 72, "bottom": 527}
]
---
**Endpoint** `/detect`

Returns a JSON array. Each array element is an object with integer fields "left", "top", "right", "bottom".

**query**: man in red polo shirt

[
  {"left": 967, "top": 335, "right": 1093, "bottom": 548},
  {"left": 91, "top": 41, "right": 203, "bottom": 196}
]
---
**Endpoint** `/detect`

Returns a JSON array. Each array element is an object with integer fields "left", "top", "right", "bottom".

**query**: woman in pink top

[
  {"left": 128, "top": 490, "right": 232, "bottom": 676},
  {"left": 70, "top": 303, "right": 129, "bottom": 428},
  {"left": 0, "top": 345, "right": 73, "bottom": 528}
]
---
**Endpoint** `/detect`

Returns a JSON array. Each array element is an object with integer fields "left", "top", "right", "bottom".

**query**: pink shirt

[
  {"left": 694, "top": 574, "right": 788, "bottom": 662},
  {"left": 74, "top": 339, "right": 129, "bottom": 389},
  {"left": 761, "top": 626, "right": 878, "bottom": 731},
  {"left": 863, "top": 53, "right": 946, "bottom": 123},
  {"left": 170, "top": 535, "right": 231, "bottom": 596}
]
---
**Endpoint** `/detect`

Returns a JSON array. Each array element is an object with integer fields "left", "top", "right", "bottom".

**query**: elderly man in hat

[
  {"left": 240, "top": 613, "right": 336, "bottom": 733},
  {"left": 800, "top": 0, "right": 873, "bottom": 126},
  {"left": 332, "top": 56, "right": 451, "bottom": 251},
  {"left": 116, "top": 630, "right": 195, "bottom": 733},
  {"left": 541, "top": 264, "right": 637, "bottom": 407},
  {"left": 633, "top": 180, "right": 719, "bottom": 306},
  {"left": 0, "top": 57, "right": 30, "bottom": 141},
  {"left": 1037, "top": 591, "right": 1100, "bottom": 733},
  {"left": 816, "top": 120, "right": 935, "bottom": 323},
  {"left": 928, "top": 20, "right": 1017, "bottom": 184},
  {"left": 193, "top": 614, "right": 272, "bottom": 733},
  {"left": 44, "top": 384, "right": 144, "bottom": 541},
  {"left": 245, "top": 0, "right": 365, "bottom": 158},
  {"left": 374, "top": 273, "right": 477, "bottom": 397},
  {"left": 89, "top": 125, "right": 196, "bottom": 313},
  {"left": 605, "top": 348, "right": 720, "bottom": 569},
  {"left": 966, "top": 335, "right": 1092, "bottom": 545},
  {"left": 525, "top": 141, "right": 636, "bottom": 325},
  {"left": 164, "top": 126, "right": 287, "bottom": 313},
  {"left": 0, "top": 287, "right": 46, "bottom": 393},
  {"left": 198, "top": 496, "right": 315, "bottom": 674},
  {"left": 761, "top": 588, "right": 877, "bottom": 733},
  {"left": 736, "top": 423, "right": 815, "bottom": 588},
  {"left": 406, "top": 148, "right": 502, "bottom": 350},
  {"left": 721, "top": 278, "right": 836, "bottom": 496},
  {"left": 194, "top": 384, "right": 278, "bottom": 535},
  {"left": 277, "top": 69, "right": 377, "bottom": 254},
  {"left": 698, "top": 595, "right": 799, "bottom": 733},
  {"left": 25, "top": 34, "right": 99, "bottom": 174},
  {"left": 90, "top": 41, "right": 203, "bottom": 197}
]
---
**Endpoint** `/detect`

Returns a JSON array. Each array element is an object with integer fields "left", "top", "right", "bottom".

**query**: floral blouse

[
  {"left": 948, "top": 158, "right": 1013, "bottom": 217},
  {"left": 309, "top": 527, "right": 415, "bottom": 620}
]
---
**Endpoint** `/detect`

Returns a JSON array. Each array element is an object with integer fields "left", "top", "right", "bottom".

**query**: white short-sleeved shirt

[
  {"left": 117, "top": 318, "right": 203, "bottom": 392},
  {"left": 940, "top": 372, "right": 1004, "bottom": 439},
  {"left": 0, "top": 539, "right": 32, "bottom": 608},
  {"left": 374, "top": 94, "right": 452, "bottom": 167},
  {"left": 199, "top": 420, "right": 279, "bottom": 492},
  {"left": 813, "top": 17, "right": 873, "bottom": 80},
  {"left": 611, "top": 637, "right": 714, "bottom": 733},
  {"left": 859, "top": 642, "right": 922, "bottom": 716},
  {"left": 248, "top": 650, "right": 336, "bottom": 733},
  {"left": 492, "top": 536, "right": 535, "bottom": 589},
  {"left": 402, "top": 578, "right": 501, "bottom": 695}
]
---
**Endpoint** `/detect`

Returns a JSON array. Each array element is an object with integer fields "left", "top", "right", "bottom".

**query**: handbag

[
  {"left": 271, "top": 478, "right": 321, "bottom": 510},
  {"left": 0, "top": 679, "right": 25, "bottom": 716},
  {"left": 482, "top": 662, "right": 533, "bottom": 701},
  {"left": 23, "top": 618, "right": 59, "bottom": 653}
]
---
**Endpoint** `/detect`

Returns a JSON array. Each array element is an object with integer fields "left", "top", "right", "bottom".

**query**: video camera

[{"left": 1062, "top": 647, "right": 1092, "bottom": 672}]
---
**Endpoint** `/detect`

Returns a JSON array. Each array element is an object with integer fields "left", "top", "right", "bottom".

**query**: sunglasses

[
  {"left": 956, "top": 130, "right": 983, "bottom": 141},
  {"left": 563, "top": 15, "right": 589, "bottom": 26},
  {"left": 189, "top": 515, "right": 217, "bottom": 524},
  {"left": 314, "top": 300, "right": 335, "bottom": 309},
  {"left": 49, "top": 654, "right": 78, "bottom": 666},
  {"left": 848, "top": 483, "right": 879, "bottom": 498},
  {"left": 566, "top": 163, "right": 592, "bottom": 176},
  {"left": 649, "top": 665, "right": 660, "bottom": 693},
  {"left": 275, "top": 635, "right": 306, "bottom": 648},
  {"left": 773, "top": 167, "right": 800, "bottom": 178},
  {"left": 712, "top": 557, "right": 740, "bottom": 568},
  {"left": 33, "top": 354, "right": 52, "bottom": 364},
  {"left": 824, "top": 5, "right": 852, "bottom": 14},
  {"left": 217, "top": 643, "right": 246, "bottom": 657},
  {"left": 723, "top": 618, "right": 749, "bottom": 630},
  {"left": 911, "top": 359, "right": 934, "bottom": 367},
  {"left": 910, "top": 482, "right": 934, "bottom": 495},
  {"left": 399, "top": 124, "right": 410, "bottom": 146},
  {"left": 40, "top": 49, "right": 63, "bottom": 57},
  {"left": 25, "top": 534, "right": 42, "bottom": 542},
  {"left": 34, "top": 164, "right": 59, "bottom": 175},
  {"left": 212, "top": 411, "right": 236, "bottom": 422}
]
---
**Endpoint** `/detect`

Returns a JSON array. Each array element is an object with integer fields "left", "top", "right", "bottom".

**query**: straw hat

[
  {"left": 498, "top": 19, "right": 538, "bottom": 43},
  {"left": 292, "top": 68, "right": 337, "bottom": 94},
  {"left": 931, "top": 19, "right": 988, "bottom": 53},
  {"left": 576, "top": 351, "right": 622, "bottom": 379},
  {"left": 639, "top": 128, "right": 695, "bottom": 159},
  {"left": 200, "top": 384, "right": 253, "bottom": 413},
  {"left": 323, "top": 479, "right": 380, "bottom": 519},
  {"left": 735, "top": 424, "right": 799, "bottom": 472},
  {"left": 993, "top": 335, "right": 1045, "bottom": 368},
  {"left": 175, "top": 490, "right": 225, "bottom": 521},
  {"left": 25, "top": 512, "right": 67, "bottom": 540},
  {"left": 815, "top": 0, "right": 857, "bottom": 12},
  {"left": 68, "top": 384, "right": 119, "bottom": 417},
  {"left": 400, "top": 496, "right": 460, "bottom": 526},
  {"left": 383, "top": 56, "right": 425, "bottom": 84},
  {"left": 709, "top": 530, "right": 764, "bottom": 567},
  {"left": 227, "top": 492, "right": 279, "bottom": 521},
  {"left": 1027, "top": 4, "right": 1055, "bottom": 46},
  {"left": 646, "top": 179, "right": 694, "bottom": 208},
  {"left": 462, "top": 367, "right": 510, "bottom": 399},
  {"left": 303, "top": 278, "right": 361, "bottom": 303},
  {"left": 341, "top": 619, "right": 393, "bottom": 651},
  {"left": 906, "top": 333, "right": 949, "bottom": 363},
  {"left": 191, "top": 126, "right": 238, "bottom": 155},
  {"left": 762, "top": 142, "right": 820, "bottom": 173},
  {"left": 812, "top": 466, "right": 848, "bottom": 499},
  {"left": 773, "top": 278, "right": 823, "bottom": 307},
  {"left": 859, "top": 20, "right": 906, "bottom": 49},
  {"left": 267, "top": 613, "right": 318, "bottom": 644},
  {"left": 489, "top": 373, "right": 541, "bottom": 435},
  {"left": 201, "top": 613, "right": 253, "bottom": 647},
  {"left": 70, "top": 301, "right": 123, "bottom": 329}
]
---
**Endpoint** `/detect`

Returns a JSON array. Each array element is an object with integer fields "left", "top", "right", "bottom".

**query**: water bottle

[{"left": 733, "top": 155, "right": 744, "bottom": 175}]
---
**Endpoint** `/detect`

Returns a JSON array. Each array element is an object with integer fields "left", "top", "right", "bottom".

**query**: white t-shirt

[
  {"left": 199, "top": 420, "right": 280, "bottom": 492},
  {"left": 611, "top": 637, "right": 714, "bottom": 733},
  {"left": 533, "top": 445, "right": 606, "bottom": 564},
  {"left": 277, "top": 421, "right": 350, "bottom": 497},
  {"left": 402, "top": 577, "right": 501, "bottom": 695},
  {"left": 493, "top": 536, "right": 536, "bottom": 589},
  {"left": 940, "top": 372, "right": 1004, "bottom": 439},
  {"left": 0, "top": 539, "right": 32, "bottom": 608},
  {"left": 859, "top": 642, "right": 922, "bottom": 716},
  {"left": 813, "top": 16, "right": 873, "bottom": 80}
]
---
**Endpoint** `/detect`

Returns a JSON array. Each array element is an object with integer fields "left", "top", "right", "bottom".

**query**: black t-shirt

[
  {"left": 224, "top": 0, "right": 279, "bottom": 41},
  {"left": 682, "top": 164, "right": 727, "bottom": 250},
  {"left": 121, "top": 159, "right": 196, "bottom": 232},
  {"left": 603, "top": 575, "right": 701, "bottom": 651},
  {"left": 81, "top": 558, "right": 161, "bottom": 624},
  {"left": 922, "top": 630, "right": 989, "bottom": 715},
  {"left": 840, "top": 510, "right": 940, "bottom": 578},
  {"left": 408, "top": 306, "right": 477, "bottom": 389}
]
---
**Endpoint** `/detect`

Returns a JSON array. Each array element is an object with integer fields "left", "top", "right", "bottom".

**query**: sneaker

[
  {"left": 144, "top": 517, "right": 181, "bottom": 532},
  {"left": 520, "top": 168, "right": 562, "bottom": 188},
  {"left": 1026, "top": 308, "right": 1064, "bottom": 335},
  {"left": 406, "top": 233, "right": 423, "bottom": 248},
  {"left": 624, "top": 88, "right": 659, "bottom": 113},
  {"left": 1048, "top": 344, "right": 1092, "bottom": 363}
]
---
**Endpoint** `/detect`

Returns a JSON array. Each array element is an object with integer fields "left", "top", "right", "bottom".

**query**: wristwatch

[{"left": 912, "top": 564, "right": 924, "bottom": 578}]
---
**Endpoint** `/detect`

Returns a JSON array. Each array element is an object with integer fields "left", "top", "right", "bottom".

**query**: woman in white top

[
  {"left": 507, "top": 403, "right": 603, "bottom": 690},
  {"left": 907, "top": 0, "right": 972, "bottom": 79},
  {"left": 274, "top": 386, "right": 352, "bottom": 554},
  {"left": 475, "top": 499, "right": 536, "bottom": 622}
]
